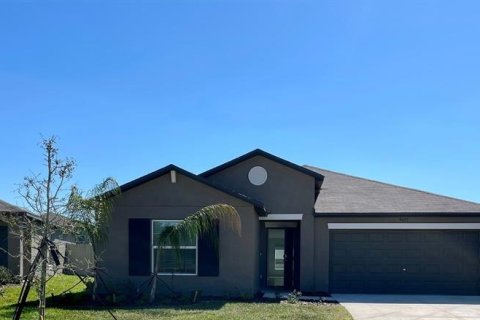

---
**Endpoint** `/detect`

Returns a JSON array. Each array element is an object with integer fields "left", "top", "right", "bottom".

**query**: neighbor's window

[{"left": 152, "top": 220, "right": 197, "bottom": 275}]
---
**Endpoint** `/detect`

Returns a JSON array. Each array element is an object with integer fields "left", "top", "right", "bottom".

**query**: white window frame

[{"left": 151, "top": 220, "right": 198, "bottom": 276}]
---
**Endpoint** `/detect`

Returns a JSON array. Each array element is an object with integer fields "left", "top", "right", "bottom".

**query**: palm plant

[
  {"left": 149, "top": 204, "right": 241, "bottom": 303},
  {"left": 67, "top": 177, "right": 120, "bottom": 300}
]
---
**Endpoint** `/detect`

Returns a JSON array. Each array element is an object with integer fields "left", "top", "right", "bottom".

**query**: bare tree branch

[{"left": 12, "top": 136, "right": 76, "bottom": 320}]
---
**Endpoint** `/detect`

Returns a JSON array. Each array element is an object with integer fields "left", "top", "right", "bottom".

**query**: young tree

[
  {"left": 67, "top": 178, "right": 120, "bottom": 301},
  {"left": 149, "top": 204, "right": 241, "bottom": 303},
  {"left": 17, "top": 136, "right": 76, "bottom": 320}
]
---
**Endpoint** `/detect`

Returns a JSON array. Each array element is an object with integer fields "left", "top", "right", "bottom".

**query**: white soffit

[
  {"left": 328, "top": 223, "right": 480, "bottom": 230},
  {"left": 259, "top": 214, "right": 303, "bottom": 221}
]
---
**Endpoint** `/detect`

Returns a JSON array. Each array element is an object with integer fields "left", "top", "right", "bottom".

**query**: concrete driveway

[{"left": 333, "top": 294, "right": 480, "bottom": 320}]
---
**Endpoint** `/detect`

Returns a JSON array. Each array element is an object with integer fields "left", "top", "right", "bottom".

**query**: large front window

[{"left": 152, "top": 220, "right": 197, "bottom": 275}]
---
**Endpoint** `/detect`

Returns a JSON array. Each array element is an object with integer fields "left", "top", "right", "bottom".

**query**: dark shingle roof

[
  {"left": 0, "top": 199, "right": 27, "bottom": 214},
  {"left": 47, "top": 213, "right": 73, "bottom": 227},
  {"left": 305, "top": 165, "right": 480, "bottom": 215},
  {"left": 0, "top": 199, "right": 41, "bottom": 220}
]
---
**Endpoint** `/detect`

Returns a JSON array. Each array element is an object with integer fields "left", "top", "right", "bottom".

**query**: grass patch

[{"left": 0, "top": 275, "right": 352, "bottom": 319}]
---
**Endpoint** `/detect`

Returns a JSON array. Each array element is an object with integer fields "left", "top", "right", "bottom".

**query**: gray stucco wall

[
  {"left": 204, "top": 155, "right": 317, "bottom": 291},
  {"left": 314, "top": 215, "right": 480, "bottom": 293},
  {"left": 102, "top": 171, "right": 260, "bottom": 297}
]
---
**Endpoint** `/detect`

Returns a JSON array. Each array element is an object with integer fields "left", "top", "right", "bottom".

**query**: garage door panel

[
  {"left": 351, "top": 233, "right": 369, "bottom": 241},
  {"left": 365, "top": 249, "right": 384, "bottom": 259},
  {"left": 348, "top": 249, "right": 366, "bottom": 258},
  {"left": 405, "top": 232, "right": 423, "bottom": 242},
  {"left": 367, "top": 233, "right": 385, "bottom": 241},
  {"left": 386, "top": 233, "right": 404, "bottom": 242},
  {"left": 329, "top": 230, "right": 480, "bottom": 294}
]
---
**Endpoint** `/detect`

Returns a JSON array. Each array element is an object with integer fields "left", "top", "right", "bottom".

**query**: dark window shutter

[
  {"left": 198, "top": 220, "right": 219, "bottom": 277},
  {"left": 129, "top": 219, "right": 151, "bottom": 276},
  {"left": 0, "top": 226, "right": 8, "bottom": 267}
]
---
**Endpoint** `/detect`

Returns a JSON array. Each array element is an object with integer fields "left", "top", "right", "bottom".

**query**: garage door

[{"left": 330, "top": 230, "right": 480, "bottom": 294}]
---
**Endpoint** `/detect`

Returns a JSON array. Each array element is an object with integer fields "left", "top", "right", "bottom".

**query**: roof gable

[
  {"left": 117, "top": 164, "right": 267, "bottom": 215},
  {"left": 201, "top": 149, "right": 324, "bottom": 190},
  {"left": 305, "top": 165, "right": 480, "bottom": 214}
]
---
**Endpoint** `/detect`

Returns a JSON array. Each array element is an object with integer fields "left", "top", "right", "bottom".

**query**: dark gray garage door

[{"left": 330, "top": 230, "right": 480, "bottom": 294}]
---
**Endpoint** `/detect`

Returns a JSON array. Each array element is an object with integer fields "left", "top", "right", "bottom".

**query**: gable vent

[{"left": 170, "top": 170, "right": 177, "bottom": 183}]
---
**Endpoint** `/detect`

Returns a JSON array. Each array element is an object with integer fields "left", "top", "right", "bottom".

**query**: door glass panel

[{"left": 267, "top": 229, "right": 285, "bottom": 287}]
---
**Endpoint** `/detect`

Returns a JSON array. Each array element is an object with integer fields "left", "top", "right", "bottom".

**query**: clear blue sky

[{"left": 1, "top": 1, "right": 479, "bottom": 207}]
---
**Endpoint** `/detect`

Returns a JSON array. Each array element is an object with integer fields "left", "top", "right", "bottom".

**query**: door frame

[{"left": 260, "top": 221, "right": 300, "bottom": 290}]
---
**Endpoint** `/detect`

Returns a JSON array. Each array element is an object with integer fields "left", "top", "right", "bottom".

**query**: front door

[{"left": 266, "top": 228, "right": 296, "bottom": 289}]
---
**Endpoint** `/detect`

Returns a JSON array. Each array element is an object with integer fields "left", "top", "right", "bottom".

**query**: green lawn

[{"left": 0, "top": 275, "right": 352, "bottom": 320}]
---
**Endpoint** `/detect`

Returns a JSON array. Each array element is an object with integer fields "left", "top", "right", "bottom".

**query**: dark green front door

[
  {"left": 266, "top": 228, "right": 298, "bottom": 289},
  {"left": 330, "top": 230, "right": 480, "bottom": 294},
  {"left": 0, "top": 226, "right": 8, "bottom": 267}
]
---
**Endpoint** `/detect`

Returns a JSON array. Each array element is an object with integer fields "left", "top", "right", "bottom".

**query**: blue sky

[{"left": 1, "top": 1, "right": 479, "bottom": 206}]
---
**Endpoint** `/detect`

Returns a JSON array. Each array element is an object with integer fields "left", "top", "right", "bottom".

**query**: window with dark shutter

[
  {"left": 129, "top": 218, "right": 220, "bottom": 277},
  {"left": 152, "top": 220, "right": 197, "bottom": 275}
]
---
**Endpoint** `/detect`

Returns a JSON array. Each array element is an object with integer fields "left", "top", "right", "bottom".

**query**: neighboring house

[
  {"left": 1, "top": 199, "right": 93, "bottom": 277},
  {"left": 31, "top": 213, "right": 94, "bottom": 276},
  {"left": 102, "top": 149, "right": 480, "bottom": 296},
  {"left": 48, "top": 213, "right": 94, "bottom": 276},
  {"left": 0, "top": 199, "right": 38, "bottom": 277},
  {"left": 48, "top": 213, "right": 90, "bottom": 244}
]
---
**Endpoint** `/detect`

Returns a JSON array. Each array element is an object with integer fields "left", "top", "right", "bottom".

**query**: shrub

[
  {"left": 286, "top": 289, "right": 302, "bottom": 304},
  {"left": 0, "top": 266, "right": 16, "bottom": 285}
]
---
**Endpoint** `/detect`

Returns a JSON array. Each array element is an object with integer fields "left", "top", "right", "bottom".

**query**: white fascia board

[
  {"left": 258, "top": 213, "right": 303, "bottom": 221},
  {"left": 259, "top": 214, "right": 303, "bottom": 221},
  {"left": 328, "top": 223, "right": 480, "bottom": 230}
]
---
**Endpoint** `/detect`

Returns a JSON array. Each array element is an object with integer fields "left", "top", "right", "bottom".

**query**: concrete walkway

[{"left": 333, "top": 294, "right": 480, "bottom": 320}]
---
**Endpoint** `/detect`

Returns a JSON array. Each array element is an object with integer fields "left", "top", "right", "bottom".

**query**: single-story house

[
  {"left": 0, "top": 199, "right": 37, "bottom": 277},
  {"left": 1, "top": 200, "right": 93, "bottom": 278},
  {"left": 102, "top": 149, "right": 480, "bottom": 296}
]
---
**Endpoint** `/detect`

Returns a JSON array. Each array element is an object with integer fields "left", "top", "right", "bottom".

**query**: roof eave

[
  {"left": 110, "top": 164, "right": 268, "bottom": 216},
  {"left": 200, "top": 148, "right": 325, "bottom": 183},
  {"left": 0, "top": 210, "right": 42, "bottom": 222}
]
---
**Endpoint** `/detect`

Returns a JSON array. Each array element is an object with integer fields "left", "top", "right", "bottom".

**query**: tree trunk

[
  {"left": 91, "top": 243, "right": 98, "bottom": 302},
  {"left": 149, "top": 248, "right": 161, "bottom": 304},
  {"left": 149, "top": 271, "right": 158, "bottom": 304},
  {"left": 39, "top": 142, "right": 53, "bottom": 320},
  {"left": 92, "top": 271, "right": 97, "bottom": 302},
  {"left": 38, "top": 244, "right": 47, "bottom": 320}
]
